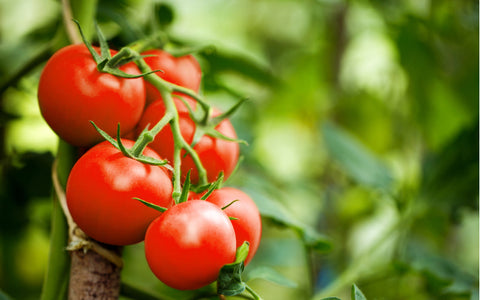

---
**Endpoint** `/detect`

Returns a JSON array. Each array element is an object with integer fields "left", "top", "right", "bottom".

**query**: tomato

[
  {"left": 144, "top": 200, "right": 236, "bottom": 290},
  {"left": 203, "top": 187, "right": 261, "bottom": 265},
  {"left": 38, "top": 44, "right": 145, "bottom": 147},
  {"left": 66, "top": 139, "right": 173, "bottom": 245},
  {"left": 136, "top": 98, "right": 239, "bottom": 184},
  {"left": 142, "top": 49, "right": 201, "bottom": 107}
]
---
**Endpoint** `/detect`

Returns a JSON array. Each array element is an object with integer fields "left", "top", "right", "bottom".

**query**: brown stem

[
  {"left": 52, "top": 159, "right": 124, "bottom": 298},
  {"left": 68, "top": 249, "right": 122, "bottom": 299},
  {"left": 61, "top": 0, "right": 82, "bottom": 44}
]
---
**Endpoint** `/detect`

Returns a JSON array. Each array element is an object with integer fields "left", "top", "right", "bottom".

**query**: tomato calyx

[
  {"left": 73, "top": 20, "right": 161, "bottom": 79},
  {"left": 217, "top": 242, "right": 263, "bottom": 300},
  {"left": 91, "top": 121, "right": 172, "bottom": 168},
  {"left": 187, "top": 97, "right": 249, "bottom": 148}
]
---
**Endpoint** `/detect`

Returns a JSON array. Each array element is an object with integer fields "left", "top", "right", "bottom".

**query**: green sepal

[
  {"left": 94, "top": 21, "right": 111, "bottom": 60},
  {"left": 90, "top": 121, "right": 119, "bottom": 148},
  {"left": 200, "top": 172, "right": 224, "bottom": 200},
  {"left": 221, "top": 199, "right": 239, "bottom": 210},
  {"left": 72, "top": 19, "right": 102, "bottom": 64},
  {"left": 134, "top": 155, "right": 171, "bottom": 168},
  {"left": 222, "top": 199, "right": 240, "bottom": 220},
  {"left": 116, "top": 126, "right": 136, "bottom": 159},
  {"left": 178, "top": 171, "right": 192, "bottom": 204},
  {"left": 206, "top": 127, "right": 248, "bottom": 145},
  {"left": 133, "top": 197, "right": 168, "bottom": 213},
  {"left": 73, "top": 20, "right": 163, "bottom": 79},
  {"left": 211, "top": 97, "right": 248, "bottom": 126},
  {"left": 217, "top": 242, "right": 250, "bottom": 296},
  {"left": 90, "top": 121, "right": 170, "bottom": 167}
]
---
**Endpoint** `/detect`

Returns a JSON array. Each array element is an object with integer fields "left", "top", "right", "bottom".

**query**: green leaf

[
  {"left": 199, "top": 46, "right": 279, "bottom": 87},
  {"left": 421, "top": 121, "right": 479, "bottom": 219},
  {"left": 0, "top": 289, "right": 12, "bottom": 300},
  {"left": 246, "top": 266, "right": 297, "bottom": 288},
  {"left": 246, "top": 188, "right": 332, "bottom": 253},
  {"left": 217, "top": 242, "right": 249, "bottom": 296},
  {"left": 322, "top": 121, "right": 393, "bottom": 191},
  {"left": 351, "top": 284, "right": 367, "bottom": 300},
  {"left": 319, "top": 298, "right": 342, "bottom": 300}
]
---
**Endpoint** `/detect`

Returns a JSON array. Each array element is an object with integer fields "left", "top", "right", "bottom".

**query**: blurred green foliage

[{"left": 0, "top": 0, "right": 478, "bottom": 299}]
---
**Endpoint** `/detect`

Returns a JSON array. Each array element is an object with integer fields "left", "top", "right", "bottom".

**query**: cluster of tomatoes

[{"left": 37, "top": 43, "right": 261, "bottom": 290}]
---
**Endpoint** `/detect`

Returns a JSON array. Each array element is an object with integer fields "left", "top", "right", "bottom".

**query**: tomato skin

[
  {"left": 136, "top": 99, "right": 239, "bottom": 183},
  {"left": 142, "top": 49, "right": 201, "bottom": 107},
  {"left": 38, "top": 44, "right": 145, "bottom": 147},
  {"left": 144, "top": 200, "right": 236, "bottom": 290},
  {"left": 66, "top": 140, "right": 173, "bottom": 246},
  {"left": 204, "top": 187, "right": 262, "bottom": 265}
]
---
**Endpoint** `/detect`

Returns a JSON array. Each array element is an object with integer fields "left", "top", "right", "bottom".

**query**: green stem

[
  {"left": 171, "top": 84, "right": 211, "bottom": 115},
  {"left": 135, "top": 58, "right": 209, "bottom": 196},
  {"left": 131, "top": 112, "right": 173, "bottom": 157},
  {"left": 127, "top": 31, "right": 169, "bottom": 53},
  {"left": 245, "top": 285, "right": 263, "bottom": 300},
  {"left": 40, "top": 140, "right": 77, "bottom": 300},
  {"left": 69, "top": 0, "right": 97, "bottom": 42}
]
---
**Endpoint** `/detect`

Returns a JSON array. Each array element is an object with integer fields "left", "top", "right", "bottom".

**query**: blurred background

[{"left": 0, "top": 0, "right": 478, "bottom": 299}]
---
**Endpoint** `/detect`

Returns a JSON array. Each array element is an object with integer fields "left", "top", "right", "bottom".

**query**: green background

[{"left": 0, "top": 0, "right": 478, "bottom": 299}]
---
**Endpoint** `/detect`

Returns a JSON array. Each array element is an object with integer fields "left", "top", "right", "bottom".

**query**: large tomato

[
  {"left": 66, "top": 139, "right": 173, "bottom": 245},
  {"left": 204, "top": 187, "right": 262, "bottom": 265},
  {"left": 144, "top": 200, "right": 236, "bottom": 290},
  {"left": 142, "top": 49, "right": 201, "bottom": 107},
  {"left": 136, "top": 98, "right": 239, "bottom": 184},
  {"left": 38, "top": 44, "right": 145, "bottom": 147}
]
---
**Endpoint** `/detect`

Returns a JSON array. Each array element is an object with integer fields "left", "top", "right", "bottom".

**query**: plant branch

[
  {"left": 52, "top": 159, "right": 124, "bottom": 268},
  {"left": 134, "top": 57, "right": 209, "bottom": 199},
  {"left": 61, "top": 0, "right": 82, "bottom": 44}
]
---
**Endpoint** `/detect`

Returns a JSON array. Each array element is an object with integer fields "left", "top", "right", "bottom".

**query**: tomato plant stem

[
  {"left": 245, "top": 284, "right": 263, "bottom": 300},
  {"left": 134, "top": 57, "right": 209, "bottom": 198},
  {"left": 132, "top": 112, "right": 173, "bottom": 157}
]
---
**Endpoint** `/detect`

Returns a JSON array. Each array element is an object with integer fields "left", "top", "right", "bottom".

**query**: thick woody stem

[
  {"left": 68, "top": 249, "right": 122, "bottom": 300},
  {"left": 52, "top": 155, "right": 124, "bottom": 299}
]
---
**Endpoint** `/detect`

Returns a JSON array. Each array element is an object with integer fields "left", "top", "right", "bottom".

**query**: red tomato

[
  {"left": 136, "top": 98, "right": 239, "bottom": 184},
  {"left": 66, "top": 140, "right": 173, "bottom": 245},
  {"left": 144, "top": 200, "right": 236, "bottom": 290},
  {"left": 38, "top": 44, "right": 145, "bottom": 147},
  {"left": 204, "top": 187, "right": 262, "bottom": 265},
  {"left": 142, "top": 49, "right": 201, "bottom": 107}
]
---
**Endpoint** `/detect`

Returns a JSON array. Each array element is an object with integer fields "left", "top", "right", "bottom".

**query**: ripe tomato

[
  {"left": 142, "top": 49, "right": 201, "bottom": 107},
  {"left": 203, "top": 187, "right": 262, "bottom": 265},
  {"left": 136, "top": 98, "right": 239, "bottom": 184},
  {"left": 144, "top": 200, "right": 236, "bottom": 290},
  {"left": 38, "top": 44, "right": 145, "bottom": 147},
  {"left": 66, "top": 139, "right": 173, "bottom": 246}
]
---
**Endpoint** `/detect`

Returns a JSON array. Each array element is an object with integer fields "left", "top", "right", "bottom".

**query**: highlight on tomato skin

[
  {"left": 37, "top": 44, "right": 146, "bottom": 147},
  {"left": 135, "top": 98, "right": 240, "bottom": 184},
  {"left": 144, "top": 200, "right": 237, "bottom": 290},
  {"left": 66, "top": 139, "right": 174, "bottom": 246}
]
